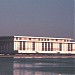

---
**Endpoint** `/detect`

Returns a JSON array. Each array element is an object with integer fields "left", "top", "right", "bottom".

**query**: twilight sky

[{"left": 0, "top": 0, "right": 74, "bottom": 38}]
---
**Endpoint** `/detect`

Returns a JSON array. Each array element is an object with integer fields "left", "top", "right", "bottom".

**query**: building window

[
  {"left": 47, "top": 39, "right": 49, "bottom": 41},
  {"left": 67, "top": 40, "right": 70, "bottom": 42},
  {"left": 29, "top": 38, "right": 31, "bottom": 40},
  {"left": 38, "top": 38, "right": 40, "bottom": 41},
  {"left": 41, "top": 39, "right": 43, "bottom": 41},
  {"left": 48, "top": 42, "right": 50, "bottom": 51},
  {"left": 42, "top": 42, "right": 44, "bottom": 51},
  {"left": 59, "top": 43, "right": 62, "bottom": 51},
  {"left": 45, "top": 42, "right": 47, "bottom": 51},
  {"left": 16, "top": 37, "right": 18, "bottom": 40},
  {"left": 51, "top": 43, "right": 53, "bottom": 51},
  {"left": 19, "top": 38, "right": 21, "bottom": 40},
  {"left": 33, "top": 42, "right": 35, "bottom": 50},
  {"left": 20, "top": 41, "right": 22, "bottom": 50},
  {"left": 44, "top": 39, "right": 46, "bottom": 41},
  {"left": 51, "top": 39, "right": 54, "bottom": 41},
  {"left": 23, "top": 41, "right": 25, "bottom": 50},
  {"left": 64, "top": 40, "right": 66, "bottom": 42},
  {"left": 56, "top": 39, "right": 58, "bottom": 41}
]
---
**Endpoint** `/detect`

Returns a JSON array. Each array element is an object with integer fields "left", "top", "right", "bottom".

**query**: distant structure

[{"left": 0, "top": 36, "right": 75, "bottom": 54}]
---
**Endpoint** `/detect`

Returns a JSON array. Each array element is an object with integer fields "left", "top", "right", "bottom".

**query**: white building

[{"left": 0, "top": 36, "right": 75, "bottom": 54}]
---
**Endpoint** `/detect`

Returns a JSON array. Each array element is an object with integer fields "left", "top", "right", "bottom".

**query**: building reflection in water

[
  {"left": 0, "top": 58, "right": 75, "bottom": 75},
  {"left": 13, "top": 58, "right": 75, "bottom": 75}
]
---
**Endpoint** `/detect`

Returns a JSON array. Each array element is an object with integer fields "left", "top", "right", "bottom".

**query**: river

[{"left": 0, "top": 58, "right": 75, "bottom": 75}]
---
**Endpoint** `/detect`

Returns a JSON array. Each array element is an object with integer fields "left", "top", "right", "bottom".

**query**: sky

[
  {"left": 74, "top": 0, "right": 75, "bottom": 40},
  {"left": 0, "top": 0, "right": 74, "bottom": 39}
]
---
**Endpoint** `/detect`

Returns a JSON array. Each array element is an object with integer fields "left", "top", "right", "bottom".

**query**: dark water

[{"left": 0, "top": 58, "right": 75, "bottom": 75}]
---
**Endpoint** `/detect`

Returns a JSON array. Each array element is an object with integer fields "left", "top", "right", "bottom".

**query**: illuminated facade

[{"left": 0, "top": 36, "right": 75, "bottom": 54}]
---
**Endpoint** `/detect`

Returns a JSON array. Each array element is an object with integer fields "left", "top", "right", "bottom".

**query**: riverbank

[{"left": 0, "top": 54, "right": 75, "bottom": 58}]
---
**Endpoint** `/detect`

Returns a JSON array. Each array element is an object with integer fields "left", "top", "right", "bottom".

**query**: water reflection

[
  {"left": 13, "top": 58, "right": 75, "bottom": 75},
  {"left": 0, "top": 57, "right": 13, "bottom": 75},
  {"left": 0, "top": 58, "right": 75, "bottom": 75}
]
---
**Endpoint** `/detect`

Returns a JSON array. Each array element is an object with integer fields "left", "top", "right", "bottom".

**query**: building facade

[{"left": 0, "top": 36, "right": 75, "bottom": 54}]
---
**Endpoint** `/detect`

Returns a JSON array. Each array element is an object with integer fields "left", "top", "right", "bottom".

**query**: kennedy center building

[{"left": 0, "top": 36, "right": 75, "bottom": 54}]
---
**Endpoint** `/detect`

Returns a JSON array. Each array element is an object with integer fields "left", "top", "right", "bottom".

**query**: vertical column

[
  {"left": 30, "top": 42, "right": 32, "bottom": 51},
  {"left": 72, "top": 43, "right": 75, "bottom": 51},
  {"left": 17, "top": 41, "right": 20, "bottom": 50},
  {"left": 36, "top": 42, "right": 38, "bottom": 51},
  {"left": 35, "top": 42, "right": 38, "bottom": 52},
  {"left": 25, "top": 42, "right": 28, "bottom": 51},
  {"left": 68, "top": 43, "right": 70, "bottom": 51},
  {"left": 38, "top": 42, "right": 42, "bottom": 51},
  {"left": 30, "top": 42, "right": 32, "bottom": 50}
]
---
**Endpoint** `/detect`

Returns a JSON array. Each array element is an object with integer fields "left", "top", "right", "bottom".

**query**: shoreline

[{"left": 0, "top": 54, "right": 75, "bottom": 58}]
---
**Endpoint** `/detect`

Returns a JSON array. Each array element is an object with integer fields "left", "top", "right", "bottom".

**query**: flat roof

[
  {"left": 0, "top": 36, "right": 73, "bottom": 40},
  {"left": 14, "top": 36, "right": 73, "bottom": 40}
]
